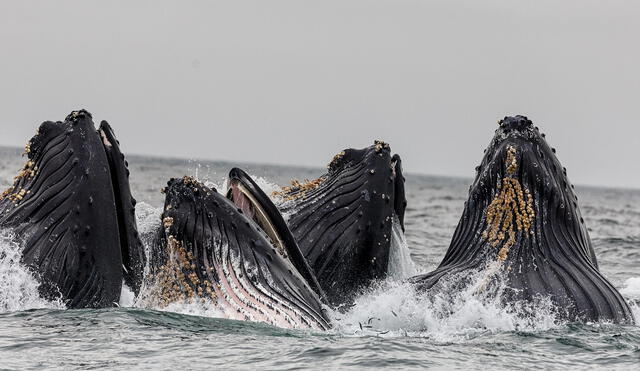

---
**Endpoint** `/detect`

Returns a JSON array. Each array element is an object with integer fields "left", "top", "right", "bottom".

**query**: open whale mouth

[
  {"left": 0, "top": 110, "right": 145, "bottom": 307},
  {"left": 97, "top": 120, "right": 146, "bottom": 294},
  {"left": 227, "top": 171, "right": 287, "bottom": 258},
  {"left": 226, "top": 168, "right": 326, "bottom": 301},
  {"left": 153, "top": 176, "right": 330, "bottom": 330}
]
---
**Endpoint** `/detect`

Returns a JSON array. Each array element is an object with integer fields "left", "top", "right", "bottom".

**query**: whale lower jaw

[
  {"left": 199, "top": 240, "right": 327, "bottom": 330},
  {"left": 411, "top": 253, "right": 634, "bottom": 324},
  {"left": 149, "top": 177, "right": 330, "bottom": 331}
]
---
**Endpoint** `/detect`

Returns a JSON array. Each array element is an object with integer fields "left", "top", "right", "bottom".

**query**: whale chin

[
  {"left": 0, "top": 110, "right": 145, "bottom": 308},
  {"left": 411, "top": 115, "right": 634, "bottom": 324},
  {"left": 147, "top": 175, "right": 330, "bottom": 330},
  {"left": 276, "top": 140, "right": 407, "bottom": 307}
]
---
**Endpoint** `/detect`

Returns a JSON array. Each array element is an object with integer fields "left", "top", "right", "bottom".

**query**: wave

[
  {"left": 330, "top": 268, "right": 562, "bottom": 342},
  {"left": 621, "top": 277, "right": 640, "bottom": 320},
  {"left": 0, "top": 229, "right": 64, "bottom": 312}
]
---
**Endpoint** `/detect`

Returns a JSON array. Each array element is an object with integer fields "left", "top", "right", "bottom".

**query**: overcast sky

[{"left": 1, "top": 1, "right": 638, "bottom": 188}]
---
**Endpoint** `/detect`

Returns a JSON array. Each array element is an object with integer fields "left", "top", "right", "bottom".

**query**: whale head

[
  {"left": 148, "top": 177, "right": 330, "bottom": 330},
  {"left": 276, "top": 140, "right": 406, "bottom": 307},
  {"left": 0, "top": 110, "right": 144, "bottom": 307},
  {"left": 413, "top": 115, "right": 634, "bottom": 324}
]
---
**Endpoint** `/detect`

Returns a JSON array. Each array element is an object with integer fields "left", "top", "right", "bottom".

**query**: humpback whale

[
  {"left": 276, "top": 141, "right": 406, "bottom": 307},
  {"left": 0, "top": 110, "right": 145, "bottom": 308},
  {"left": 147, "top": 176, "right": 330, "bottom": 330},
  {"left": 411, "top": 116, "right": 634, "bottom": 324}
]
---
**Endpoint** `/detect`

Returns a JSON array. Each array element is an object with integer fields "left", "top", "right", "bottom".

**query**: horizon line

[{"left": 0, "top": 144, "right": 637, "bottom": 192}]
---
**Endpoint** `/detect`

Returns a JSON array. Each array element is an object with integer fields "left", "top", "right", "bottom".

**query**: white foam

[
  {"left": 134, "top": 201, "right": 162, "bottom": 277},
  {"left": 252, "top": 175, "right": 282, "bottom": 198},
  {"left": 135, "top": 201, "right": 163, "bottom": 237},
  {"left": 119, "top": 283, "right": 136, "bottom": 307},
  {"left": 0, "top": 229, "right": 65, "bottom": 312},
  {"left": 620, "top": 277, "right": 640, "bottom": 322},
  {"left": 159, "top": 298, "right": 226, "bottom": 319},
  {"left": 331, "top": 268, "right": 561, "bottom": 341},
  {"left": 620, "top": 277, "right": 640, "bottom": 299}
]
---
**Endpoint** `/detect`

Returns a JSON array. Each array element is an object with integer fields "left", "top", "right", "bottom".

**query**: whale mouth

[
  {"left": 0, "top": 110, "right": 144, "bottom": 307},
  {"left": 152, "top": 176, "right": 330, "bottom": 330},
  {"left": 98, "top": 120, "right": 146, "bottom": 294},
  {"left": 227, "top": 176, "right": 286, "bottom": 258},
  {"left": 226, "top": 168, "right": 326, "bottom": 301}
]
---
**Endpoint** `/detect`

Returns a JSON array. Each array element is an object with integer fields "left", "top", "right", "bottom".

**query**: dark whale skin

[
  {"left": 99, "top": 121, "right": 146, "bottom": 295},
  {"left": 0, "top": 110, "right": 143, "bottom": 308},
  {"left": 277, "top": 141, "right": 406, "bottom": 308},
  {"left": 411, "top": 116, "right": 634, "bottom": 324},
  {"left": 226, "top": 167, "right": 327, "bottom": 303},
  {"left": 148, "top": 177, "right": 330, "bottom": 330}
]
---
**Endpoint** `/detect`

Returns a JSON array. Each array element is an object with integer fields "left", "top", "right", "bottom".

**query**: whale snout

[{"left": 499, "top": 115, "right": 533, "bottom": 132}]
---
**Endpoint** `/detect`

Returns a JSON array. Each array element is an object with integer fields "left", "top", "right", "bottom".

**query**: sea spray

[
  {"left": 331, "top": 267, "right": 561, "bottom": 341},
  {"left": 621, "top": 276, "right": 640, "bottom": 322},
  {"left": 387, "top": 214, "right": 417, "bottom": 279},
  {"left": 0, "top": 229, "right": 64, "bottom": 312}
]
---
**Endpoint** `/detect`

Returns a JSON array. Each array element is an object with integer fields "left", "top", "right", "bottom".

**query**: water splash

[
  {"left": 158, "top": 298, "right": 226, "bottom": 318},
  {"left": 119, "top": 284, "right": 136, "bottom": 307},
  {"left": 621, "top": 277, "right": 640, "bottom": 322},
  {"left": 202, "top": 174, "right": 282, "bottom": 198},
  {"left": 0, "top": 229, "right": 64, "bottom": 312},
  {"left": 135, "top": 201, "right": 163, "bottom": 242},
  {"left": 387, "top": 214, "right": 417, "bottom": 279},
  {"left": 620, "top": 277, "right": 640, "bottom": 299},
  {"left": 331, "top": 268, "right": 561, "bottom": 341}
]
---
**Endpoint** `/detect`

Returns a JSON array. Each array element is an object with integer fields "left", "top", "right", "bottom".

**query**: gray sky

[{"left": 1, "top": 1, "right": 639, "bottom": 188}]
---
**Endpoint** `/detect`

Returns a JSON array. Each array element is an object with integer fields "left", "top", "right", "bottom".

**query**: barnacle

[
  {"left": 374, "top": 140, "right": 389, "bottom": 152},
  {"left": 163, "top": 216, "right": 174, "bottom": 229},
  {"left": 1, "top": 161, "right": 37, "bottom": 205},
  {"left": 481, "top": 146, "right": 535, "bottom": 262},
  {"left": 148, "top": 234, "right": 216, "bottom": 307},
  {"left": 327, "top": 150, "right": 346, "bottom": 169},
  {"left": 272, "top": 177, "right": 324, "bottom": 201}
]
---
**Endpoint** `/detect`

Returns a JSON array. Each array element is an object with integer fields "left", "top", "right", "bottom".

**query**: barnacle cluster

[
  {"left": 15, "top": 160, "right": 37, "bottom": 181},
  {"left": 149, "top": 235, "right": 216, "bottom": 307},
  {"left": 1, "top": 188, "right": 29, "bottom": 204},
  {"left": 327, "top": 150, "right": 346, "bottom": 169},
  {"left": 181, "top": 175, "right": 197, "bottom": 185},
  {"left": 0, "top": 160, "right": 36, "bottom": 204},
  {"left": 374, "top": 140, "right": 389, "bottom": 152},
  {"left": 482, "top": 146, "right": 535, "bottom": 262},
  {"left": 272, "top": 177, "right": 324, "bottom": 201}
]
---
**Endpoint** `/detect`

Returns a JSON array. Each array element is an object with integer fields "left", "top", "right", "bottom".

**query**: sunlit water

[{"left": 0, "top": 146, "right": 638, "bottom": 369}]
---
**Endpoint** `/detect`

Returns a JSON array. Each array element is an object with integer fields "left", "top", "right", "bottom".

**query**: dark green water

[{"left": 0, "top": 148, "right": 639, "bottom": 370}]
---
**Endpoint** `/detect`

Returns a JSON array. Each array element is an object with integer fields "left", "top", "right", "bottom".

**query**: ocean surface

[{"left": 0, "top": 146, "right": 638, "bottom": 370}]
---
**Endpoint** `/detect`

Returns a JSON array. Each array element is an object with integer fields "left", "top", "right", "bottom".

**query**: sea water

[{"left": 0, "top": 147, "right": 638, "bottom": 370}]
